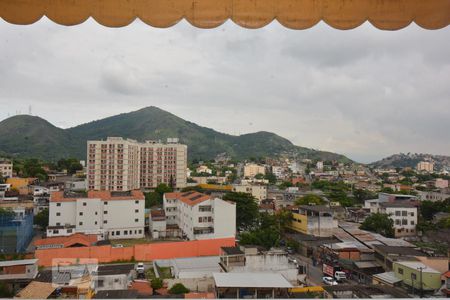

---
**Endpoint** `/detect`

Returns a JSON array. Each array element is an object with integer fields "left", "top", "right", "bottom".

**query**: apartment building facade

[
  {"left": 243, "top": 163, "right": 266, "bottom": 178},
  {"left": 87, "top": 137, "right": 187, "bottom": 191},
  {"left": 47, "top": 190, "right": 145, "bottom": 240},
  {"left": 290, "top": 205, "right": 338, "bottom": 237},
  {"left": 0, "top": 159, "right": 13, "bottom": 178},
  {"left": 379, "top": 203, "right": 417, "bottom": 237},
  {"left": 162, "top": 191, "right": 236, "bottom": 240},
  {"left": 232, "top": 184, "right": 267, "bottom": 203},
  {"left": 416, "top": 161, "right": 434, "bottom": 173}
]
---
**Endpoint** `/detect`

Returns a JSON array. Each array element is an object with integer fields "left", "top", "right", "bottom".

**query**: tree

[
  {"left": 353, "top": 189, "right": 377, "bottom": 203},
  {"left": 295, "top": 194, "right": 324, "bottom": 206},
  {"left": 0, "top": 174, "right": 4, "bottom": 184},
  {"left": 223, "top": 192, "right": 259, "bottom": 230},
  {"left": 155, "top": 183, "right": 173, "bottom": 196},
  {"left": 151, "top": 278, "right": 163, "bottom": 289},
  {"left": 169, "top": 283, "right": 190, "bottom": 294},
  {"left": 420, "top": 199, "right": 450, "bottom": 220},
  {"left": 264, "top": 172, "right": 277, "bottom": 184},
  {"left": 254, "top": 173, "right": 265, "bottom": 180},
  {"left": 57, "top": 158, "right": 83, "bottom": 174},
  {"left": 360, "top": 213, "right": 395, "bottom": 237},
  {"left": 34, "top": 208, "right": 49, "bottom": 229}
]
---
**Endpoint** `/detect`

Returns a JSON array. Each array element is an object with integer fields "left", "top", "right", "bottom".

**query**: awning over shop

[{"left": 0, "top": 0, "right": 449, "bottom": 30}]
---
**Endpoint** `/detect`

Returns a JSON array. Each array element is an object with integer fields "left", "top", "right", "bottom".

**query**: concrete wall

[
  {"left": 35, "top": 237, "right": 235, "bottom": 267},
  {"left": 165, "top": 278, "right": 215, "bottom": 292}
]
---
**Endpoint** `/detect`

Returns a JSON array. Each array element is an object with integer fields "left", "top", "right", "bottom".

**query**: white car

[
  {"left": 136, "top": 262, "right": 145, "bottom": 273},
  {"left": 323, "top": 276, "right": 338, "bottom": 286}
]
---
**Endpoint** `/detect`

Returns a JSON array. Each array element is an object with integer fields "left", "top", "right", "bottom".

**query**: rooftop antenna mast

[{"left": 28, "top": 105, "right": 32, "bottom": 115}]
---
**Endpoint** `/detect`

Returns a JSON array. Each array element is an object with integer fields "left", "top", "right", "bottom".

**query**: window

[
  {"left": 411, "top": 220, "right": 415, "bottom": 225},
  {"left": 135, "top": 219, "right": 139, "bottom": 222},
  {"left": 56, "top": 203, "right": 61, "bottom": 207},
  {"left": 104, "top": 211, "right": 108, "bottom": 214},
  {"left": 124, "top": 230, "right": 128, "bottom": 235},
  {"left": 411, "top": 212, "right": 414, "bottom": 216},
  {"left": 56, "top": 222, "right": 61, "bottom": 226},
  {"left": 79, "top": 212, "right": 83, "bottom": 216},
  {"left": 95, "top": 221, "right": 97, "bottom": 225},
  {"left": 111, "top": 231, "right": 114, "bottom": 236},
  {"left": 56, "top": 212, "right": 61, "bottom": 216},
  {"left": 67, "top": 229, "right": 72, "bottom": 233},
  {"left": 135, "top": 209, "right": 139, "bottom": 213},
  {"left": 98, "top": 280, "right": 104, "bottom": 287},
  {"left": 53, "top": 230, "right": 59, "bottom": 234},
  {"left": 103, "top": 220, "right": 107, "bottom": 224},
  {"left": 135, "top": 200, "right": 139, "bottom": 204},
  {"left": 104, "top": 201, "right": 108, "bottom": 205},
  {"left": 402, "top": 219, "right": 407, "bottom": 225},
  {"left": 83, "top": 202, "right": 87, "bottom": 206},
  {"left": 79, "top": 222, "right": 83, "bottom": 226},
  {"left": 398, "top": 268, "right": 403, "bottom": 275},
  {"left": 138, "top": 230, "right": 142, "bottom": 234},
  {"left": 95, "top": 212, "right": 98, "bottom": 215},
  {"left": 402, "top": 211, "right": 407, "bottom": 216},
  {"left": 116, "top": 231, "right": 120, "bottom": 235},
  {"left": 395, "top": 211, "right": 401, "bottom": 216},
  {"left": 411, "top": 273, "right": 417, "bottom": 280},
  {"left": 395, "top": 219, "right": 400, "bottom": 225}
]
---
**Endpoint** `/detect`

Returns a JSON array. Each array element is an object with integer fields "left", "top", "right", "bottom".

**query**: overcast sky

[{"left": 0, "top": 18, "right": 449, "bottom": 163}]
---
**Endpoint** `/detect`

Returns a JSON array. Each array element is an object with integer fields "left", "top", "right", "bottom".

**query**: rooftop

[
  {"left": 374, "top": 245, "right": 426, "bottom": 256},
  {"left": 50, "top": 190, "right": 144, "bottom": 202},
  {"left": 0, "top": 259, "right": 38, "bottom": 267},
  {"left": 395, "top": 261, "right": 440, "bottom": 273},
  {"left": 379, "top": 202, "right": 417, "bottom": 208},
  {"left": 96, "top": 264, "right": 135, "bottom": 276},
  {"left": 298, "top": 205, "right": 332, "bottom": 213},
  {"left": 221, "top": 246, "right": 244, "bottom": 255},
  {"left": 373, "top": 272, "right": 403, "bottom": 284},
  {"left": 94, "top": 289, "right": 138, "bottom": 299},
  {"left": 164, "top": 191, "right": 211, "bottom": 206},
  {"left": 14, "top": 281, "right": 56, "bottom": 299},
  {"left": 213, "top": 272, "right": 292, "bottom": 288}
]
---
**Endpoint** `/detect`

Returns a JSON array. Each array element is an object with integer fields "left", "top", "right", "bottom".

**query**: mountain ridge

[{"left": 0, "top": 106, "right": 351, "bottom": 162}]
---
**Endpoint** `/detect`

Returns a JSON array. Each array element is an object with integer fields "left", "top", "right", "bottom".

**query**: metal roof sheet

[{"left": 213, "top": 272, "right": 292, "bottom": 288}]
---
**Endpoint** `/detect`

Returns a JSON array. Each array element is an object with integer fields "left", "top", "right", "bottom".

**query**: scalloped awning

[{"left": 1, "top": 0, "right": 449, "bottom": 30}]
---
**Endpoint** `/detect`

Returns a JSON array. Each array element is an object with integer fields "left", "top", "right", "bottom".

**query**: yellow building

[
  {"left": 290, "top": 205, "right": 338, "bottom": 237},
  {"left": 243, "top": 164, "right": 266, "bottom": 178},
  {"left": 6, "top": 177, "right": 37, "bottom": 194}
]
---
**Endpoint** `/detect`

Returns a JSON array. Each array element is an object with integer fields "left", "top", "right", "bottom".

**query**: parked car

[
  {"left": 322, "top": 276, "right": 338, "bottom": 286},
  {"left": 112, "top": 244, "right": 123, "bottom": 248}
]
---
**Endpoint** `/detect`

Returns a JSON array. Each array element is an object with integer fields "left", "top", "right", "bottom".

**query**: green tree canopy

[
  {"left": 223, "top": 192, "right": 259, "bottom": 230},
  {"left": 353, "top": 189, "right": 377, "bottom": 203},
  {"left": 169, "top": 283, "right": 190, "bottom": 294},
  {"left": 57, "top": 158, "right": 83, "bottom": 174},
  {"left": 34, "top": 208, "right": 49, "bottom": 229},
  {"left": 295, "top": 194, "right": 324, "bottom": 206},
  {"left": 264, "top": 172, "right": 277, "bottom": 184},
  {"left": 360, "top": 213, "right": 395, "bottom": 237}
]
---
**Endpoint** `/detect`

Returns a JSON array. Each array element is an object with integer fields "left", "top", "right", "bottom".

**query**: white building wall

[
  {"left": 49, "top": 201, "right": 77, "bottom": 227},
  {"left": 212, "top": 199, "right": 236, "bottom": 239}
]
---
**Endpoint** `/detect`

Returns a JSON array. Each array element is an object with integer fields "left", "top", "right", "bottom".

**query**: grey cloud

[{"left": 0, "top": 18, "right": 449, "bottom": 163}]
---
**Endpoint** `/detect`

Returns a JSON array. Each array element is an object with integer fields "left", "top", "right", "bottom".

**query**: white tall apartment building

[
  {"left": 378, "top": 202, "right": 417, "bottom": 237},
  {"left": 87, "top": 137, "right": 187, "bottom": 191},
  {"left": 0, "top": 159, "right": 13, "bottom": 178},
  {"left": 163, "top": 191, "right": 236, "bottom": 240},
  {"left": 47, "top": 190, "right": 145, "bottom": 240}
]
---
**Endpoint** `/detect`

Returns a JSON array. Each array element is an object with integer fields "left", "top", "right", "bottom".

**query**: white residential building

[
  {"left": 232, "top": 184, "right": 267, "bottom": 203},
  {"left": 47, "top": 190, "right": 145, "bottom": 240},
  {"left": 378, "top": 202, "right": 417, "bottom": 238},
  {"left": 0, "top": 159, "right": 13, "bottom": 178},
  {"left": 163, "top": 191, "right": 236, "bottom": 240},
  {"left": 271, "top": 166, "right": 283, "bottom": 178},
  {"left": 196, "top": 165, "right": 212, "bottom": 175},
  {"left": 316, "top": 161, "right": 324, "bottom": 171},
  {"left": 243, "top": 164, "right": 265, "bottom": 178},
  {"left": 87, "top": 137, "right": 187, "bottom": 191},
  {"left": 435, "top": 178, "right": 449, "bottom": 189}
]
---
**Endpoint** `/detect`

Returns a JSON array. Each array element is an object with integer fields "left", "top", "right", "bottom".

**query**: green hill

[{"left": 0, "top": 106, "right": 351, "bottom": 162}]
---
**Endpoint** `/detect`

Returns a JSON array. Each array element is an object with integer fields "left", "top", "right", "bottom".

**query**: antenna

[{"left": 28, "top": 105, "right": 32, "bottom": 115}]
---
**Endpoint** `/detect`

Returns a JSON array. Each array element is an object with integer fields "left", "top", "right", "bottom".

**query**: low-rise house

[
  {"left": 290, "top": 205, "right": 338, "bottom": 237},
  {"left": 47, "top": 190, "right": 145, "bottom": 240},
  {"left": 213, "top": 272, "right": 292, "bottom": 298},
  {"left": 373, "top": 245, "right": 427, "bottom": 270},
  {"left": 14, "top": 281, "right": 57, "bottom": 299},
  {"left": 417, "top": 190, "right": 450, "bottom": 202},
  {"left": 0, "top": 259, "right": 38, "bottom": 295},
  {"left": 196, "top": 165, "right": 213, "bottom": 175},
  {"left": 393, "top": 261, "right": 442, "bottom": 293},
  {"left": 94, "top": 264, "right": 135, "bottom": 292},
  {"left": 372, "top": 271, "right": 403, "bottom": 287},
  {"left": 163, "top": 191, "right": 236, "bottom": 240},
  {"left": 34, "top": 233, "right": 98, "bottom": 250}
]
